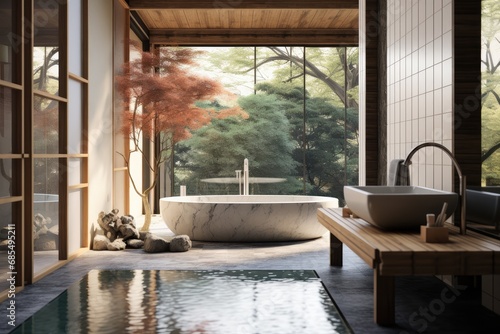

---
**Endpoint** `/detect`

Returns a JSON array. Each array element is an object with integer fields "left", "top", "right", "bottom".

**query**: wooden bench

[{"left": 317, "top": 208, "right": 500, "bottom": 325}]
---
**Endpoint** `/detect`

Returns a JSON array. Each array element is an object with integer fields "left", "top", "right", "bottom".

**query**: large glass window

[
  {"left": 482, "top": 0, "right": 500, "bottom": 185},
  {"left": 168, "top": 46, "right": 359, "bottom": 202}
]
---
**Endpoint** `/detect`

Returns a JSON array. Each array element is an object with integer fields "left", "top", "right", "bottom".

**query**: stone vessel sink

[
  {"left": 466, "top": 187, "right": 500, "bottom": 227},
  {"left": 344, "top": 186, "right": 459, "bottom": 230}
]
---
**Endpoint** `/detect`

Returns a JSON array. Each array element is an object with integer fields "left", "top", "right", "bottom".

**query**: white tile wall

[
  {"left": 387, "top": 0, "right": 453, "bottom": 192},
  {"left": 386, "top": 3, "right": 499, "bottom": 315}
]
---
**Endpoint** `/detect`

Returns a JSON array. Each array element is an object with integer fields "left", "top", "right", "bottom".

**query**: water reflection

[{"left": 12, "top": 270, "right": 352, "bottom": 334}]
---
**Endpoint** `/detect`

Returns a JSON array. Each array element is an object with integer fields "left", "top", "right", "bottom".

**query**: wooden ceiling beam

[
  {"left": 128, "top": 0, "right": 358, "bottom": 10},
  {"left": 149, "top": 29, "right": 358, "bottom": 46}
]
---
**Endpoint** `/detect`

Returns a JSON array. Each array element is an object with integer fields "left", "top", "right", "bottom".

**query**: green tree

[
  {"left": 176, "top": 93, "right": 299, "bottom": 194},
  {"left": 209, "top": 47, "right": 359, "bottom": 108},
  {"left": 257, "top": 82, "right": 358, "bottom": 201},
  {"left": 482, "top": 0, "right": 500, "bottom": 184}
]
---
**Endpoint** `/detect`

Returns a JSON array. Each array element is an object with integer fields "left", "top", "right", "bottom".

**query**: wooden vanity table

[{"left": 317, "top": 208, "right": 500, "bottom": 325}]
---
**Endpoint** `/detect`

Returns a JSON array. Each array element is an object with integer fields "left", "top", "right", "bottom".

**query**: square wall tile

[
  {"left": 434, "top": 0, "right": 443, "bottom": 13},
  {"left": 400, "top": 99, "right": 406, "bottom": 121},
  {"left": 412, "top": 28, "right": 419, "bottom": 53},
  {"left": 418, "top": 164, "right": 426, "bottom": 187},
  {"left": 434, "top": 9, "right": 442, "bottom": 39},
  {"left": 443, "top": 30, "right": 453, "bottom": 59},
  {"left": 419, "top": 47, "right": 426, "bottom": 72},
  {"left": 395, "top": 40, "right": 401, "bottom": 65},
  {"left": 419, "top": 117, "right": 426, "bottom": 141},
  {"left": 442, "top": 165, "right": 453, "bottom": 191},
  {"left": 434, "top": 36, "right": 443, "bottom": 64},
  {"left": 433, "top": 114, "right": 443, "bottom": 142},
  {"left": 443, "top": 3, "right": 452, "bottom": 33},
  {"left": 395, "top": 122, "right": 401, "bottom": 145},
  {"left": 442, "top": 58, "right": 453, "bottom": 86},
  {"left": 425, "top": 66, "right": 434, "bottom": 92},
  {"left": 412, "top": 96, "right": 419, "bottom": 120},
  {"left": 406, "top": 54, "right": 412, "bottom": 76},
  {"left": 406, "top": 10, "right": 412, "bottom": 37},
  {"left": 443, "top": 85, "right": 453, "bottom": 113},
  {"left": 426, "top": 17, "right": 434, "bottom": 45},
  {"left": 426, "top": 116, "right": 434, "bottom": 141},
  {"left": 433, "top": 88, "right": 442, "bottom": 115},
  {"left": 433, "top": 165, "right": 443, "bottom": 189},
  {"left": 426, "top": 0, "right": 434, "bottom": 19},
  {"left": 434, "top": 140, "right": 443, "bottom": 164},
  {"left": 406, "top": 98, "right": 412, "bottom": 120},
  {"left": 395, "top": 18, "right": 401, "bottom": 41},
  {"left": 443, "top": 140, "right": 453, "bottom": 165},
  {"left": 412, "top": 121, "right": 419, "bottom": 143},
  {"left": 426, "top": 164, "right": 434, "bottom": 188},
  {"left": 412, "top": 50, "right": 419, "bottom": 74},
  {"left": 426, "top": 91, "right": 434, "bottom": 117},
  {"left": 412, "top": 6, "right": 419, "bottom": 30},
  {"left": 419, "top": 0, "right": 426, "bottom": 24},
  {"left": 426, "top": 42, "right": 434, "bottom": 69},
  {"left": 400, "top": 58, "right": 406, "bottom": 82},
  {"left": 406, "top": 120, "right": 412, "bottom": 143},
  {"left": 395, "top": 59, "right": 401, "bottom": 82},
  {"left": 419, "top": 94, "right": 426, "bottom": 118},
  {"left": 400, "top": 35, "right": 407, "bottom": 58},
  {"left": 419, "top": 22, "right": 426, "bottom": 48},
  {"left": 442, "top": 113, "right": 453, "bottom": 140},
  {"left": 419, "top": 70, "right": 426, "bottom": 95},
  {"left": 433, "top": 62, "right": 443, "bottom": 89}
]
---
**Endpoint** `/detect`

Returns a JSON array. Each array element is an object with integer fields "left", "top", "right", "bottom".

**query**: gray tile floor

[{"left": 2, "top": 218, "right": 500, "bottom": 333}]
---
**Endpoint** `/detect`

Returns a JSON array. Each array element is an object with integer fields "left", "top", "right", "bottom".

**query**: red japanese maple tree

[{"left": 116, "top": 44, "right": 245, "bottom": 231}]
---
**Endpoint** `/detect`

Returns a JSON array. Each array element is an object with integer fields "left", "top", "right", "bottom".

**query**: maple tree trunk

[{"left": 140, "top": 193, "right": 152, "bottom": 232}]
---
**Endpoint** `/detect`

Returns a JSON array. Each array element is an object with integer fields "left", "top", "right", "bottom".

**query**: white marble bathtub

[{"left": 159, "top": 195, "right": 339, "bottom": 242}]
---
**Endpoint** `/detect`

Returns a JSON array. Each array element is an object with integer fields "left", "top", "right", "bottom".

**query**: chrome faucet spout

[
  {"left": 403, "top": 142, "right": 467, "bottom": 235},
  {"left": 243, "top": 158, "right": 249, "bottom": 195}
]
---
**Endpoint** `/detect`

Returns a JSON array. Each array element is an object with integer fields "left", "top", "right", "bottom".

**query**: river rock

[
  {"left": 169, "top": 235, "right": 192, "bottom": 252},
  {"left": 107, "top": 238, "right": 126, "bottom": 251},
  {"left": 139, "top": 231, "right": 150, "bottom": 241},
  {"left": 93, "top": 234, "right": 111, "bottom": 250},
  {"left": 118, "top": 223, "right": 140, "bottom": 241},
  {"left": 144, "top": 234, "right": 169, "bottom": 253},
  {"left": 118, "top": 214, "right": 135, "bottom": 227},
  {"left": 126, "top": 238, "right": 145, "bottom": 249}
]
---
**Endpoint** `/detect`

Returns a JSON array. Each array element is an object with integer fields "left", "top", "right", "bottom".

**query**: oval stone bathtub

[{"left": 159, "top": 195, "right": 339, "bottom": 242}]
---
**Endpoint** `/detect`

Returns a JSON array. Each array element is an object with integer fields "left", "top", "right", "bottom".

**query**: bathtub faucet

[
  {"left": 402, "top": 142, "right": 467, "bottom": 235},
  {"left": 243, "top": 158, "right": 249, "bottom": 195}
]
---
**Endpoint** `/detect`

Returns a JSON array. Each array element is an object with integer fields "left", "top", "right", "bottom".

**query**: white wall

[
  {"left": 386, "top": 0, "right": 454, "bottom": 191},
  {"left": 87, "top": 0, "right": 114, "bottom": 233}
]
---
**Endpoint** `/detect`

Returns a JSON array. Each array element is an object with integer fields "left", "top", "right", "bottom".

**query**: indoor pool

[{"left": 11, "top": 270, "right": 352, "bottom": 334}]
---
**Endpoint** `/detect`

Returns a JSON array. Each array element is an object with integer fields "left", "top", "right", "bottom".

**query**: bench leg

[
  {"left": 330, "top": 232, "right": 343, "bottom": 266},
  {"left": 374, "top": 266, "right": 395, "bottom": 325}
]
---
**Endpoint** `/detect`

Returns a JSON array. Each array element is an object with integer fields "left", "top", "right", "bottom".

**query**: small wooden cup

[{"left": 420, "top": 226, "right": 449, "bottom": 243}]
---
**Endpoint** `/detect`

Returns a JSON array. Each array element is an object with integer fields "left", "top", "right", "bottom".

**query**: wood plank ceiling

[{"left": 128, "top": 0, "right": 359, "bottom": 46}]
